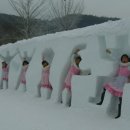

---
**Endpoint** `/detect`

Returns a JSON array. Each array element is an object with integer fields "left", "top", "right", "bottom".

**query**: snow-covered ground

[
  {"left": 0, "top": 89, "right": 129, "bottom": 130},
  {"left": 0, "top": 19, "right": 130, "bottom": 130}
]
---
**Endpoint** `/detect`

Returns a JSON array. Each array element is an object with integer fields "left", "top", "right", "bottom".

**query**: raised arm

[
  {"left": 28, "top": 48, "right": 36, "bottom": 62},
  {"left": 106, "top": 48, "right": 120, "bottom": 61},
  {"left": 71, "top": 49, "right": 80, "bottom": 64},
  {"left": 0, "top": 54, "right": 5, "bottom": 61},
  {"left": 31, "top": 48, "right": 36, "bottom": 58},
  {"left": 15, "top": 47, "right": 23, "bottom": 61},
  {"left": 18, "top": 50, "right": 24, "bottom": 61},
  {"left": 10, "top": 50, "right": 19, "bottom": 60},
  {"left": 0, "top": 54, "right": 12, "bottom": 64},
  {"left": 80, "top": 68, "right": 91, "bottom": 75}
]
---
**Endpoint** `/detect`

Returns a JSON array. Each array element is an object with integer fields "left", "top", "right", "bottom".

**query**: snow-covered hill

[{"left": 0, "top": 19, "right": 130, "bottom": 130}]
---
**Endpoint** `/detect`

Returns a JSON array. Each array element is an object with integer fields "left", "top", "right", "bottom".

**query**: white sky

[{"left": 0, "top": 0, "right": 130, "bottom": 18}]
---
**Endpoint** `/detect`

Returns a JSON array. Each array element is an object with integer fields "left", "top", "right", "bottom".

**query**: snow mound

[{"left": 0, "top": 19, "right": 130, "bottom": 130}]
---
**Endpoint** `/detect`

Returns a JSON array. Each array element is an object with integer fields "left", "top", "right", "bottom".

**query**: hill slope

[{"left": 0, "top": 13, "right": 119, "bottom": 45}]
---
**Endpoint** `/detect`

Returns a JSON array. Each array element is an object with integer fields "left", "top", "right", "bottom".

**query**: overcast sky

[{"left": 0, "top": 0, "right": 130, "bottom": 18}]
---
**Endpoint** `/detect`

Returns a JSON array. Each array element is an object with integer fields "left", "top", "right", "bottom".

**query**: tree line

[{"left": 0, "top": 0, "right": 119, "bottom": 45}]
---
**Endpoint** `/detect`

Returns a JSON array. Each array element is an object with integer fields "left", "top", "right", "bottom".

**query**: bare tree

[
  {"left": 8, "top": 0, "right": 47, "bottom": 39},
  {"left": 49, "top": 0, "right": 84, "bottom": 31}
]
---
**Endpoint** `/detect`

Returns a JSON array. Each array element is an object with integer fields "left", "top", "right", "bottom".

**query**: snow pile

[{"left": 0, "top": 19, "right": 130, "bottom": 130}]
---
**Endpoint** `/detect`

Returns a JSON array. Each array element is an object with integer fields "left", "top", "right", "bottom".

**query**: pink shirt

[
  {"left": 2, "top": 66, "right": 9, "bottom": 81},
  {"left": 64, "top": 64, "right": 80, "bottom": 91},
  {"left": 117, "top": 66, "right": 130, "bottom": 77},
  {"left": 20, "top": 65, "right": 28, "bottom": 84},
  {"left": 40, "top": 66, "right": 52, "bottom": 90}
]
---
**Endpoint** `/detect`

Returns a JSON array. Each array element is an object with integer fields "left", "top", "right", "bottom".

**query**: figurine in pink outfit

[
  {"left": 0, "top": 62, "right": 9, "bottom": 89},
  {"left": 62, "top": 49, "right": 91, "bottom": 107},
  {"left": 37, "top": 60, "right": 52, "bottom": 99},
  {"left": 97, "top": 50, "right": 130, "bottom": 119},
  {"left": 15, "top": 49, "right": 35, "bottom": 91},
  {"left": 0, "top": 50, "right": 18, "bottom": 89}
]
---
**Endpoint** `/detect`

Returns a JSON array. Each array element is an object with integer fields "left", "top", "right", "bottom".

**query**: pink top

[
  {"left": 40, "top": 66, "right": 52, "bottom": 89},
  {"left": 117, "top": 66, "right": 130, "bottom": 77},
  {"left": 20, "top": 65, "right": 28, "bottom": 84},
  {"left": 64, "top": 64, "right": 80, "bottom": 91},
  {"left": 104, "top": 65, "right": 130, "bottom": 97},
  {"left": 2, "top": 65, "right": 9, "bottom": 81}
]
